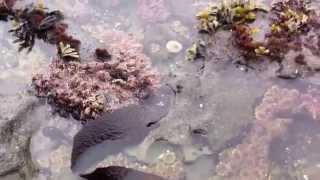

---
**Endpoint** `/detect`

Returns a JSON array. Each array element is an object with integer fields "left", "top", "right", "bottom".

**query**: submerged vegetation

[
  {"left": 195, "top": 0, "right": 267, "bottom": 34},
  {"left": 215, "top": 84, "right": 320, "bottom": 180},
  {"left": 0, "top": 1, "right": 159, "bottom": 121},
  {"left": 188, "top": 0, "right": 320, "bottom": 78},
  {"left": 1, "top": 0, "right": 320, "bottom": 180},
  {"left": 0, "top": 0, "right": 80, "bottom": 60}
]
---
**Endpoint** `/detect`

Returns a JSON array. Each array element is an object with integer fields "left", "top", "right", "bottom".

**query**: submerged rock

[
  {"left": 138, "top": 0, "right": 171, "bottom": 23},
  {"left": 215, "top": 85, "right": 320, "bottom": 180},
  {"left": 32, "top": 30, "right": 160, "bottom": 121},
  {"left": 81, "top": 166, "right": 166, "bottom": 180},
  {"left": 0, "top": 93, "right": 38, "bottom": 176},
  {"left": 96, "top": 150, "right": 184, "bottom": 180},
  {"left": 30, "top": 107, "right": 82, "bottom": 180},
  {"left": 71, "top": 85, "right": 175, "bottom": 173}
]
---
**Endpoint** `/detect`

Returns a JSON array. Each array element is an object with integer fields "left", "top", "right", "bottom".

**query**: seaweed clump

[
  {"left": 265, "top": 0, "right": 315, "bottom": 60},
  {"left": 32, "top": 31, "right": 159, "bottom": 121},
  {"left": 195, "top": 0, "right": 266, "bottom": 34},
  {"left": 215, "top": 85, "right": 320, "bottom": 180},
  {"left": 188, "top": 0, "right": 320, "bottom": 78},
  {"left": 187, "top": 0, "right": 268, "bottom": 61},
  {"left": 0, "top": 0, "right": 16, "bottom": 21},
  {"left": 1, "top": 2, "right": 80, "bottom": 60}
]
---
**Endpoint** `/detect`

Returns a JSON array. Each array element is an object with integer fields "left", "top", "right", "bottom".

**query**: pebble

[{"left": 166, "top": 40, "right": 183, "bottom": 53}]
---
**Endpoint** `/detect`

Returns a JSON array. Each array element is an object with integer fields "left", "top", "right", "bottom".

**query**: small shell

[{"left": 166, "top": 40, "right": 183, "bottom": 53}]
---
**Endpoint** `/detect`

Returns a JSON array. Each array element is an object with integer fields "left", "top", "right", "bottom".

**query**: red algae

[
  {"left": 0, "top": 0, "right": 16, "bottom": 21},
  {"left": 0, "top": 0, "right": 15, "bottom": 9},
  {"left": 137, "top": 0, "right": 171, "bottom": 23},
  {"left": 32, "top": 31, "right": 159, "bottom": 121},
  {"left": 216, "top": 85, "right": 320, "bottom": 180}
]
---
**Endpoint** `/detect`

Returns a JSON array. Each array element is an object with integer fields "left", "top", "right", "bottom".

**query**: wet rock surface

[
  {"left": 30, "top": 106, "right": 81, "bottom": 180},
  {"left": 0, "top": 93, "right": 38, "bottom": 176},
  {"left": 1, "top": 1, "right": 320, "bottom": 180}
]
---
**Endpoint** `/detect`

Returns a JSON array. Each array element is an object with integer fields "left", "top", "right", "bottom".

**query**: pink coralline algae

[
  {"left": 137, "top": 0, "right": 171, "bottom": 23},
  {"left": 32, "top": 31, "right": 159, "bottom": 121},
  {"left": 216, "top": 85, "right": 320, "bottom": 180}
]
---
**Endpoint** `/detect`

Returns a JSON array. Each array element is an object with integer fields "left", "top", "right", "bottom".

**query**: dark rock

[
  {"left": 0, "top": 94, "right": 38, "bottom": 176},
  {"left": 81, "top": 166, "right": 166, "bottom": 180}
]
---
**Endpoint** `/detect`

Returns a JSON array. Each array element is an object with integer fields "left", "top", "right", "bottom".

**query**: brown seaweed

[
  {"left": 9, "top": 6, "right": 64, "bottom": 52},
  {"left": 0, "top": 3, "right": 81, "bottom": 59},
  {"left": 190, "top": 0, "right": 320, "bottom": 77}
]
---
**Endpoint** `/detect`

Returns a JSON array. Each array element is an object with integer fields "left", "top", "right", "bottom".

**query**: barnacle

[{"left": 59, "top": 41, "right": 80, "bottom": 60}]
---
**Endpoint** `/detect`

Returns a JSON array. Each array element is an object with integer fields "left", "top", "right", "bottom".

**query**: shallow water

[{"left": 1, "top": 0, "right": 320, "bottom": 180}]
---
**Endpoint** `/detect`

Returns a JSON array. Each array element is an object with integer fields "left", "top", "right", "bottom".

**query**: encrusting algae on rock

[
  {"left": 0, "top": 1, "right": 160, "bottom": 122},
  {"left": 32, "top": 29, "right": 159, "bottom": 121},
  {"left": 214, "top": 84, "right": 320, "bottom": 180}
]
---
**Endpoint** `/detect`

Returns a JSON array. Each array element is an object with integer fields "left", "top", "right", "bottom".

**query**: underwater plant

[
  {"left": 189, "top": 0, "right": 320, "bottom": 78},
  {"left": 216, "top": 85, "right": 320, "bottom": 180},
  {"left": 188, "top": 0, "right": 268, "bottom": 61},
  {"left": 0, "top": 2, "right": 160, "bottom": 121},
  {"left": 9, "top": 7, "right": 64, "bottom": 52},
  {"left": 265, "top": 0, "right": 314, "bottom": 60},
  {"left": 196, "top": 0, "right": 267, "bottom": 34},
  {"left": 32, "top": 30, "right": 160, "bottom": 121},
  {"left": 0, "top": 2, "right": 81, "bottom": 60}
]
